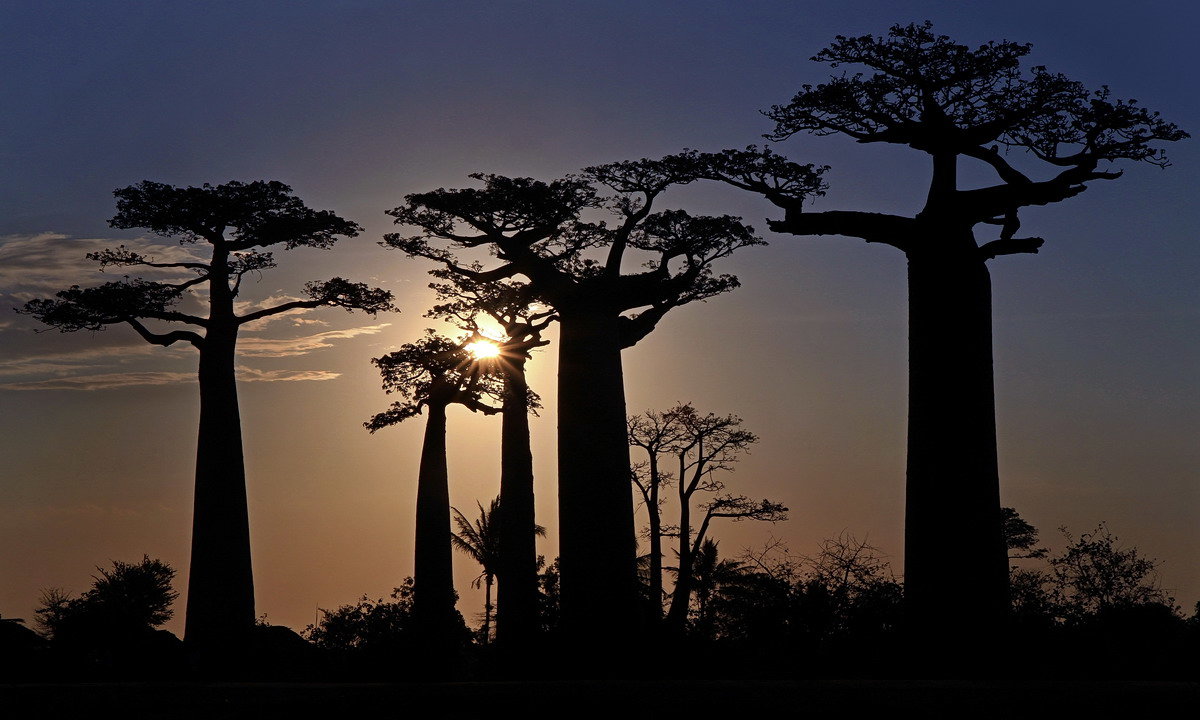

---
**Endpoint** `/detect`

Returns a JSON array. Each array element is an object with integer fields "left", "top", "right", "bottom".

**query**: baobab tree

[
  {"left": 385, "top": 163, "right": 765, "bottom": 643},
  {"left": 21, "top": 180, "right": 393, "bottom": 659},
  {"left": 688, "top": 22, "right": 1187, "bottom": 638},
  {"left": 427, "top": 270, "right": 551, "bottom": 653},
  {"left": 366, "top": 330, "right": 501, "bottom": 650}
]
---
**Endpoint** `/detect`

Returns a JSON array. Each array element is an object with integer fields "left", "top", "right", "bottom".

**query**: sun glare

[{"left": 466, "top": 340, "right": 501, "bottom": 359}]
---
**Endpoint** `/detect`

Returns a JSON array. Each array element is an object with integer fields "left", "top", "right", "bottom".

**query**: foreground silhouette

[
  {"left": 686, "top": 22, "right": 1188, "bottom": 643},
  {"left": 21, "top": 181, "right": 394, "bottom": 665}
]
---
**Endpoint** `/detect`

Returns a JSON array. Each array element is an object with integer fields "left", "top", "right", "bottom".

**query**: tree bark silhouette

[
  {"left": 686, "top": 22, "right": 1185, "bottom": 644},
  {"left": 557, "top": 307, "right": 638, "bottom": 639},
  {"left": 904, "top": 243, "right": 1008, "bottom": 631},
  {"left": 496, "top": 355, "right": 540, "bottom": 649},
  {"left": 413, "top": 400, "right": 457, "bottom": 638},
  {"left": 186, "top": 294, "right": 254, "bottom": 656},
  {"left": 386, "top": 168, "right": 764, "bottom": 658},
  {"left": 21, "top": 180, "right": 394, "bottom": 667}
]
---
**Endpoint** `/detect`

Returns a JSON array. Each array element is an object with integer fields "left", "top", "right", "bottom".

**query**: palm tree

[
  {"left": 688, "top": 539, "right": 747, "bottom": 638},
  {"left": 451, "top": 496, "right": 545, "bottom": 644}
]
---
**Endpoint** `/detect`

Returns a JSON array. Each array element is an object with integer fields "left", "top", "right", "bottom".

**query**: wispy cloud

[
  {"left": 238, "top": 324, "right": 392, "bottom": 357},
  {"left": 0, "top": 366, "right": 341, "bottom": 391},
  {"left": 0, "top": 233, "right": 205, "bottom": 296},
  {"left": 235, "top": 368, "right": 342, "bottom": 383},
  {"left": 0, "top": 370, "right": 198, "bottom": 390},
  {"left": 0, "top": 343, "right": 185, "bottom": 378}
]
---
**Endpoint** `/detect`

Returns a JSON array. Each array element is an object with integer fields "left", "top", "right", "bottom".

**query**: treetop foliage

[
  {"left": 110, "top": 180, "right": 363, "bottom": 249},
  {"left": 383, "top": 156, "right": 767, "bottom": 342},
  {"left": 365, "top": 330, "right": 504, "bottom": 431},
  {"left": 1049, "top": 523, "right": 1174, "bottom": 618},
  {"left": 35, "top": 556, "right": 178, "bottom": 641},
  {"left": 20, "top": 179, "right": 394, "bottom": 343},
  {"left": 765, "top": 21, "right": 1187, "bottom": 167},
  {"left": 21, "top": 278, "right": 187, "bottom": 332}
]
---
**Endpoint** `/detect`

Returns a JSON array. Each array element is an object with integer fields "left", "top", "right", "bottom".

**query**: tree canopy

[{"left": 22, "top": 180, "right": 394, "bottom": 346}]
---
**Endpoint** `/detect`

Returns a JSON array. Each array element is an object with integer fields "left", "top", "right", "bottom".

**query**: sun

[{"left": 466, "top": 339, "right": 501, "bottom": 359}]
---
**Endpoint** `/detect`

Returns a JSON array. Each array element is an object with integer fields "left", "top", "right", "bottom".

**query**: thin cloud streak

[
  {"left": 0, "top": 233, "right": 206, "bottom": 295},
  {"left": 238, "top": 323, "right": 392, "bottom": 357},
  {"left": 0, "top": 367, "right": 341, "bottom": 391}
]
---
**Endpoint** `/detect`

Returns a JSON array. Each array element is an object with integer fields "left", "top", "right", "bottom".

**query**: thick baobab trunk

[
  {"left": 185, "top": 325, "right": 255, "bottom": 655},
  {"left": 413, "top": 401, "right": 457, "bottom": 636},
  {"left": 904, "top": 244, "right": 1009, "bottom": 639},
  {"left": 557, "top": 308, "right": 637, "bottom": 645},
  {"left": 496, "top": 360, "right": 539, "bottom": 650}
]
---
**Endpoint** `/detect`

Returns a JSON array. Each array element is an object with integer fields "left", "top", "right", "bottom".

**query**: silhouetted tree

[
  {"left": 705, "top": 542, "right": 796, "bottom": 645},
  {"left": 535, "top": 555, "right": 562, "bottom": 635},
  {"left": 688, "top": 22, "right": 1187, "bottom": 638},
  {"left": 798, "top": 533, "right": 903, "bottom": 639},
  {"left": 451, "top": 496, "right": 547, "bottom": 645},
  {"left": 305, "top": 579, "right": 417, "bottom": 656},
  {"left": 386, "top": 165, "right": 764, "bottom": 644},
  {"left": 35, "top": 556, "right": 178, "bottom": 642},
  {"left": 1049, "top": 523, "right": 1176, "bottom": 622},
  {"left": 303, "top": 577, "right": 471, "bottom": 678},
  {"left": 637, "top": 404, "right": 784, "bottom": 632},
  {"left": 688, "top": 539, "right": 749, "bottom": 638},
  {"left": 21, "top": 181, "right": 393, "bottom": 659},
  {"left": 1001, "top": 506, "right": 1048, "bottom": 561},
  {"left": 429, "top": 271, "right": 551, "bottom": 651},
  {"left": 627, "top": 408, "right": 687, "bottom": 620},
  {"left": 366, "top": 331, "right": 502, "bottom": 651}
]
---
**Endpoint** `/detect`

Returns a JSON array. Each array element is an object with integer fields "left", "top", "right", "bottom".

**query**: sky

[{"left": 1, "top": 1, "right": 1196, "bottom": 634}]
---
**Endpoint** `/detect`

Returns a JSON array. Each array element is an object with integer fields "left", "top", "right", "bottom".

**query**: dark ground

[{"left": 2, "top": 680, "right": 1196, "bottom": 718}]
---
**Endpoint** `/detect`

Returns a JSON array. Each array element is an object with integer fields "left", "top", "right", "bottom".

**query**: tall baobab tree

[
  {"left": 385, "top": 162, "right": 765, "bottom": 644},
  {"left": 366, "top": 330, "right": 501, "bottom": 650},
  {"left": 427, "top": 270, "right": 551, "bottom": 653},
  {"left": 687, "top": 22, "right": 1187, "bottom": 638},
  {"left": 22, "top": 180, "right": 393, "bottom": 659}
]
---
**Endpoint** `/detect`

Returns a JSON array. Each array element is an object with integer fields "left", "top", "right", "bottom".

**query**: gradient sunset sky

[{"left": 2, "top": 0, "right": 1196, "bottom": 633}]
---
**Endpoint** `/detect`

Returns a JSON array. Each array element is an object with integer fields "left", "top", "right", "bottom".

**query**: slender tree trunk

[
  {"left": 496, "top": 359, "right": 539, "bottom": 652},
  {"left": 184, "top": 322, "right": 255, "bottom": 657},
  {"left": 483, "top": 574, "right": 493, "bottom": 645},
  {"left": 904, "top": 242, "right": 1009, "bottom": 641},
  {"left": 646, "top": 455, "right": 663, "bottom": 621},
  {"left": 413, "top": 401, "right": 457, "bottom": 639},
  {"left": 664, "top": 486, "right": 692, "bottom": 632},
  {"left": 557, "top": 308, "right": 637, "bottom": 648}
]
